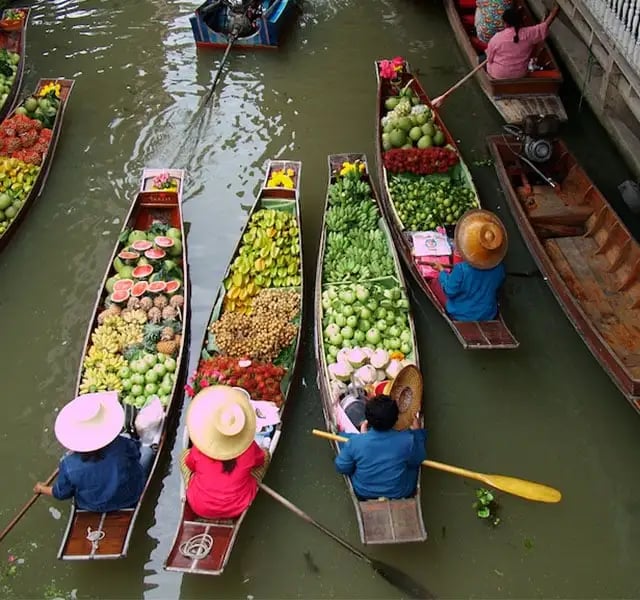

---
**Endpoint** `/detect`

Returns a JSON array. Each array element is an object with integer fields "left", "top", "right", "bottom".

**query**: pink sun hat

[{"left": 54, "top": 392, "right": 125, "bottom": 452}]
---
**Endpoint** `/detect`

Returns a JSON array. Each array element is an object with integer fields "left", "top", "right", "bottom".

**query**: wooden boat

[
  {"left": 58, "top": 168, "right": 189, "bottom": 560},
  {"left": 0, "top": 7, "right": 30, "bottom": 122},
  {"left": 374, "top": 61, "right": 519, "bottom": 349},
  {"left": 164, "top": 159, "right": 304, "bottom": 575},
  {"left": 487, "top": 134, "right": 640, "bottom": 409},
  {"left": 443, "top": 0, "right": 567, "bottom": 124},
  {"left": 314, "top": 153, "right": 427, "bottom": 544},
  {"left": 190, "top": 0, "right": 296, "bottom": 50},
  {"left": 0, "top": 78, "right": 74, "bottom": 253}
]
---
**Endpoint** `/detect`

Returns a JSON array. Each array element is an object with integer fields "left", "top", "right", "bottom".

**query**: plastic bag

[{"left": 134, "top": 396, "right": 164, "bottom": 445}]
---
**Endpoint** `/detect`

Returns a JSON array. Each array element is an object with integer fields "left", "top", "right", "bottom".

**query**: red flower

[{"left": 184, "top": 384, "right": 195, "bottom": 397}]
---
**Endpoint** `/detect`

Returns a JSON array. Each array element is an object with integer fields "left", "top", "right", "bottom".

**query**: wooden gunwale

[
  {"left": 374, "top": 61, "right": 519, "bottom": 349},
  {"left": 442, "top": 0, "right": 566, "bottom": 123},
  {"left": 57, "top": 168, "right": 190, "bottom": 560},
  {"left": 0, "top": 77, "right": 74, "bottom": 253},
  {"left": 487, "top": 134, "right": 640, "bottom": 408},
  {"left": 0, "top": 7, "right": 30, "bottom": 122},
  {"left": 314, "top": 152, "right": 427, "bottom": 544},
  {"left": 164, "top": 159, "right": 304, "bottom": 575}
]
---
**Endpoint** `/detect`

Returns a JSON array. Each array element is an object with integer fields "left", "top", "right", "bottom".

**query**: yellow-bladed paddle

[{"left": 312, "top": 429, "right": 561, "bottom": 504}]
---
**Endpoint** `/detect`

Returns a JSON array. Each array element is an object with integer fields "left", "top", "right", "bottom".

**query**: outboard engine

[
  {"left": 519, "top": 114, "right": 560, "bottom": 163},
  {"left": 222, "top": 0, "right": 261, "bottom": 36}
]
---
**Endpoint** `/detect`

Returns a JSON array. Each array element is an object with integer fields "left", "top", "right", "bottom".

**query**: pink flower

[
  {"left": 379, "top": 57, "right": 405, "bottom": 80},
  {"left": 199, "top": 379, "right": 209, "bottom": 388},
  {"left": 184, "top": 384, "right": 195, "bottom": 397}
]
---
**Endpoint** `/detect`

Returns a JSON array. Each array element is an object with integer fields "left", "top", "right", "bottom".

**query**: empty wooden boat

[
  {"left": 164, "top": 159, "right": 304, "bottom": 575},
  {"left": 58, "top": 168, "right": 189, "bottom": 559},
  {"left": 487, "top": 134, "right": 640, "bottom": 408},
  {"left": 443, "top": 0, "right": 567, "bottom": 124}
]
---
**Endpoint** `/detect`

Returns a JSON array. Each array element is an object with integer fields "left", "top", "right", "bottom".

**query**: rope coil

[
  {"left": 86, "top": 526, "right": 105, "bottom": 552},
  {"left": 179, "top": 533, "right": 213, "bottom": 560}
]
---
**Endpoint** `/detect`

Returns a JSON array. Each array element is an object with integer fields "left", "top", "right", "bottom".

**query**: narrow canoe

[
  {"left": 0, "top": 7, "right": 30, "bottom": 122},
  {"left": 58, "top": 168, "right": 190, "bottom": 560},
  {"left": 0, "top": 77, "right": 74, "bottom": 253},
  {"left": 164, "top": 159, "right": 304, "bottom": 575},
  {"left": 487, "top": 134, "right": 640, "bottom": 409},
  {"left": 190, "top": 0, "right": 296, "bottom": 50},
  {"left": 443, "top": 0, "right": 567, "bottom": 124},
  {"left": 374, "top": 61, "right": 519, "bottom": 349},
  {"left": 314, "top": 153, "right": 427, "bottom": 544}
]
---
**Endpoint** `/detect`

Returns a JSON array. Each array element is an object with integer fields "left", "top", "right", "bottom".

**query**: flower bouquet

[
  {"left": 267, "top": 167, "right": 295, "bottom": 189},
  {"left": 151, "top": 171, "right": 178, "bottom": 192},
  {"left": 379, "top": 57, "right": 405, "bottom": 88}
]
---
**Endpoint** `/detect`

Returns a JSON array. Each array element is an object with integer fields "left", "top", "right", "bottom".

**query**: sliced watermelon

[
  {"left": 131, "top": 281, "right": 148, "bottom": 297},
  {"left": 145, "top": 248, "right": 166, "bottom": 261},
  {"left": 132, "top": 264, "right": 154, "bottom": 279},
  {"left": 110, "top": 289, "right": 130, "bottom": 304},
  {"left": 154, "top": 236, "right": 175, "bottom": 249},
  {"left": 165, "top": 279, "right": 182, "bottom": 295},
  {"left": 113, "top": 278, "right": 134, "bottom": 293},
  {"left": 131, "top": 240, "right": 153, "bottom": 252},
  {"left": 118, "top": 250, "right": 140, "bottom": 263},
  {"left": 148, "top": 281, "right": 167, "bottom": 294}
]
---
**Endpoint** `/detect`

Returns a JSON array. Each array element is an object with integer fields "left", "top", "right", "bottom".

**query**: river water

[{"left": 0, "top": 0, "right": 639, "bottom": 598}]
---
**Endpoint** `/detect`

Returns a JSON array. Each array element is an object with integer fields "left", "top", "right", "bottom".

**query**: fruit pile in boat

[
  {"left": 79, "top": 223, "right": 185, "bottom": 409},
  {"left": 0, "top": 48, "right": 19, "bottom": 110}
]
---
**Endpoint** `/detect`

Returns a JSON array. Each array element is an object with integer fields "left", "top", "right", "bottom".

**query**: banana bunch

[
  {"left": 325, "top": 201, "right": 380, "bottom": 233},
  {"left": 122, "top": 308, "right": 148, "bottom": 325},
  {"left": 92, "top": 315, "right": 143, "bottom": 353},
  {"left": 324, "top": 229, "right": 395, "bottom": 282},
  {"left": 79, "top": 368, "right": 124, "bottom": 394},
  {"left": 91, "top": 323, "right": 121, "bottom": 354},
  {"left": 328, "top": 175, "right": 372, "bottom": 206},
  {"left": 80, "top": 349, "right": 126, "bottom": 394}
]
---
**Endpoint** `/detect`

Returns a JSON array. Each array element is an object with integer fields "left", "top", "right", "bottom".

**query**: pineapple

[
  {"left": 160, "top": 326, "right": 175, "bottom": 341},
  {"left": 162, "top": 306, "right": 178, "bottom": 321},
  {"left": 153, "top": 295, "right": 168, "bottom": 309},
  {"left": 147, "top": 306, "right": 162, "bottom": 324},
  {"left": 127, "top": 297, "right": 141, "bottom": 310},
  {"left": 169, "top": 294, "right": 184, "bottom": 309},
  {"left": 156, "top": 339, "right": 178, "bottom": 356},
  {"left": 139, "top": 296, "right": 153, "bottom": 312},
  {"left": 142, "top": 323, "right": 163, "bottom": 353}
]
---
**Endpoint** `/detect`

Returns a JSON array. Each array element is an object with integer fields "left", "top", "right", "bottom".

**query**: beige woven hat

[
  {"left": 454, "top": 209, "right": 508, "bottom": 270},
  {"left": 389, "top": 364, "right": 423, "bottom": 431},
  {"left": 186, "top": 385, "right": 256, "bottom": 460}
]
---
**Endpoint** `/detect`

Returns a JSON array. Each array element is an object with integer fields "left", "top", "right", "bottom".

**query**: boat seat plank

[
  {"left": 517, "top": 185, "right": 593, "bottom": 227},
  {"left": 165, "top": 521, "right": 233, "bottom": 573},
  {"left": 359, "top": 498, "right": 427, "bottom": 544},
  {"left": 61, "top": 510, "right": 134, "bottom": 558},
  {"left": 494, "top": 95, "right": 568, "bottom": 123},
  {"left": 545, "top": 237, "right": 640, "bottom": 376}
]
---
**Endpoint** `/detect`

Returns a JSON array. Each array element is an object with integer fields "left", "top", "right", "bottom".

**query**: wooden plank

[
  {"left": 359, "top": 498, "right": 426, "bottom": 544},
  {"left": 494, "top": 95, "right": 568, "bottom": 123},
  {"left": 522, "top": 185, "right": 594, "bottom": 226}
]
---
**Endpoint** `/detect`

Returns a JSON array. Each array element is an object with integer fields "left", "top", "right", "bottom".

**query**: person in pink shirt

[{"left": 486, "top": 3, "right": 560, "bottom": 79}]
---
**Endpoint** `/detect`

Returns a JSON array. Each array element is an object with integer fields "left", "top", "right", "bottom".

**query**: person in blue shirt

[
  {"left": 335, "top": 395, "right": 426, "bottom": 500},
  {"left": 432, "top": 209, "right": 508, "bottom": 321},
  {"left": 33, "top": 392, "right": 154, "bottom": 512}
]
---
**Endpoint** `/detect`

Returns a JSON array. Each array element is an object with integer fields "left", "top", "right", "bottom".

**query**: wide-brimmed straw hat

[
  {"left": 389, "top": 364, "right": 423, "bottom": 431},
  {"left": 454, "top": 209, "right": 508, "bottom": 270},
  {"left": 186, "top": 385, "right": 256, "bottom": 460},
  {"left": 54, "top": 391, "right": 125, "bottom": 453}
]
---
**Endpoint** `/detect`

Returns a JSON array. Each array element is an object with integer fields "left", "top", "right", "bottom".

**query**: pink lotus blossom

[
  {"left": 184, "top": 384, "right": 195, "bottom": 397},
  {"left": 379, "top": 57, "right": 405, "bottom": 80}
]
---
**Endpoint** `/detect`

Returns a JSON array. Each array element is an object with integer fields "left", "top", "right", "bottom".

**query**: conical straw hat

[
  {"left": 389, "top": 364, "right": 423, "bottom": 431},
  {"left": 454, "top": 209, "right": 508, "bottom": 270}
]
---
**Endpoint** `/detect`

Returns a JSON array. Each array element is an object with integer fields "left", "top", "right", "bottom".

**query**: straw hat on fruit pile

[
  {"left": 186, "top": 385, "right": 256, "bottom": 460},
  {"left": 389, "top": 364, "right": 423, "bottom": 431},
  {"left": 55, "top": 392, "right": 125, "bottom": 452},
  {"left": 454, "top": 209, "right": 508, "bottom": 270}
]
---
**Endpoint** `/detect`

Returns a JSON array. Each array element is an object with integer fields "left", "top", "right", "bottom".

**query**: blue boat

[{"left": 189, "top": 0, "right": 296, "bottom": 50}]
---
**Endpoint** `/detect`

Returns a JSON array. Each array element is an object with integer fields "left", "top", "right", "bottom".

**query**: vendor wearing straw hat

[
  {"left": 182, "top": 385, "right": 267, "bottom": 520},
  {"left": 431, "top": 209, "right": 507, "bottom": 321},
  {"left": 33, "top": 392, "right": 150, "bottom": 512},
  {"left": 335, "top": 365, "right": 426, "bottom": 501}
]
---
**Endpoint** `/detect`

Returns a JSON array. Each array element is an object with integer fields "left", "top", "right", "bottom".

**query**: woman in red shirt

[{"left": 182, "top": 385, "right": 267, "bottom": 519}]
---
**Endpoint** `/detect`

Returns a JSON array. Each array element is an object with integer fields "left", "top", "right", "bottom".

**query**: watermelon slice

[
  {"left": 131, "top": 281, "right": 148, "bottom": 297},
  {"left": 154, "top": 236, "right": 175, "bottom": 249},
  {"left": 131, "top": 240, "right": 153, "bottom": 252},
  {"left": 118, "top": 250, "right": 140, "bottom": 263},
  {"left": 147, "top": 281, "right": 167, "bottom": 294},
  {"left": 113, "top": 278, "right": 134, "bottom": 293},
  {"left": 110, "top": 289, "right": 130, "bottom": 304},
  {"left": 132, "top": 264, "right": 153, "bottom": 279},
  {"left": 145, "top": 248, "right": 166, "bottom": 261},
  {"left": 165, "top": 279, "right": 182, "bottom": 295}
]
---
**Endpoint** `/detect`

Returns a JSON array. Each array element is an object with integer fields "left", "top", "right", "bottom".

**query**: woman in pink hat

[{"left": 33, "top": 392, "right": 152, "bottom": 512}]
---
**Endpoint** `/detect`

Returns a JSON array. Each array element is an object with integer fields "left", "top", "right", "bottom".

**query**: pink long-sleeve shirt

[{"left": 486, "top": 22, "right": 549, "bottom": 79}]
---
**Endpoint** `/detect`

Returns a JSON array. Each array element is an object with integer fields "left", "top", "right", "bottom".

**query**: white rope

[
  {"left": 179, "top": 533, "right": 213, "bottom": 560},
  {"left": 86, "top": 527, "right": 105, "bottom": 552}
]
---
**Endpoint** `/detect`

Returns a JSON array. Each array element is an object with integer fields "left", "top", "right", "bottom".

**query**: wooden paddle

[
  {"left": 312, "top": 429, "right": 561, "bottom": 504},
  {"left": 0, "top": 468, "right": 59, "bottom": 543},
  {"left": 431, "top": 59, "right": 488, "bottom": 108},
  {"left": 259, "top": 483, "right": 435, "bottom": 599}
]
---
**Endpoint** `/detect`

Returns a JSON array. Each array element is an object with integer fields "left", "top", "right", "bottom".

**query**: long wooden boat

[
  {"left": 58, "top": 168, "right": 190, "bottom": 559},
  {"left": 0, "top": 77, "right": 74, "bottom": 253},
  {"left": 164, "top": 159, "right": 304, "bottom": 575},
  {"left": 190, "top": 0, "right": 296, "bottom": 50},
  {"left": 0, "top": 7, "right": 30, "bottom": 122},
  {"left": 374, "top": 61, "right": 519, "bottom": 349},
  {"left": 314, "top": 153, "right": 427, "bottom": 544},
  {"left": 443, "top": 0, "right": 567, "bottom": 124},
  {"left": 487, "top": 134, "right": 640, "bottom": 409}
]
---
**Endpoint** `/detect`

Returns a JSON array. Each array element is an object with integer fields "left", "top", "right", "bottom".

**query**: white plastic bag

[{"left": 135, "top": 396, "right": 164, "bottom": 445}]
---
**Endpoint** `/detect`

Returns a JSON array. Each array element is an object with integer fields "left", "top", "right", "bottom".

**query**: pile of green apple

[{"left": 119, "top": 351, "right": 177, "bottom": 408}]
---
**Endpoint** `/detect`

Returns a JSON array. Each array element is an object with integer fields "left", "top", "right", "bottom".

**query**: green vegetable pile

[
  {"left": 0, "top": 49, "right": 18, "bottom": 108},
  {"left": 324, "top": 229, "right": 394, "bottom": 282},
  {"left": 325, "top": 199, "right": 379, "bottom": 232},
  {"left": 389, "top": 173, "right": 479, "bottom": 231}
]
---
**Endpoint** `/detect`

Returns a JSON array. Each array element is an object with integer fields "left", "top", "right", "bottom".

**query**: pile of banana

[
  {"left": 325, "top": 201, "right": 380, "bottom": 233},
  {"left": 80, "top": 346, "right": 127, "bottom": 394},
  {"left": 324, "top": 229, "right": 394, "bottom": 282},
  {"left": 91, "top": 314, "right": 143, "bottom": 353}
]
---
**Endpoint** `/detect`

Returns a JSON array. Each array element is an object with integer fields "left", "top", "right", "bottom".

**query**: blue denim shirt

[
  {"left": 334, "top": 429, "right": 427, "bottom": 500},
  {"left": 439, "top": 262, "right": 505, "bottom": 321},
  {"left": 52, "top": 436, "right": 145, "bottom": 512}
]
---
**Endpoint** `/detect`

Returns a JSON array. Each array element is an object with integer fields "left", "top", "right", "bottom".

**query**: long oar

[
  {"left": 0, "top": 468, "right": 59, "bottom": 543},
  {"left": 259, "top": 483, "right": 435, "bottom": 599},
  {"left": 422, "top": 260, "right": 539, "bottom": 278},
  {"left": 431, "top": 59, "right": 488, "bottom": 108},
  {"left": 312, "top": 429, "right": 561, "bottom": 504}
]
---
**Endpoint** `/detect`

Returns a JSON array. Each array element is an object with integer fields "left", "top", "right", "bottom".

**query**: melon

[
  {"left": 113, "top": 256, "right": 125, "bottom": 273},
  {"left": 166, "top": 227, "right": 182, "bottom": 240},
  {"left": 127, "top": 230, "right": 148, "bottom": 245},
  {"left": 131, "top": 281, "right": 148, "bottom": 297},
  {"left": 119, "top": 265, "right": 135, "bottom": 280},
  {"left": 148, "top": 281, "right": 167, "bottom": 294},
  {"left": 154, "top": 236, "right": 174, "bottom": 249},
  {"left": 165, "top": 280, "right": 181, "bottom": 295},
  {"left": 131, "top": 240, "right": 153, "bottom": 252},
  {"left": 118, "top": 250, "right": 140, "bottom": 263},
  {"left": 113, "top": 278, "right": 134, "bottom": 292},
  {"left": 110, "top": 289, "right": 130, "bottom": 304},
  {"left": 105, "top": 275, "right": 120, "bottom": 294},
  {"left": 145, "top": 248, "right": 166, "bottom": 261},
  {"left": 132, "top": 264, "right": 153, "bottom": 279},
  {"left": 166, "top": 238, "right": 182, "bottom": 257}
]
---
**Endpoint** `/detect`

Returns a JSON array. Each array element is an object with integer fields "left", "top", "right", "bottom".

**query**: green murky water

[{"left": 0, "top": 0, "right": 639, "bottom": 598}]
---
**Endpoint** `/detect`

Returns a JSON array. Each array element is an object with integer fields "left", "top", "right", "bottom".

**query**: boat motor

[
  {"left": 338, "top": 383, "right": 369, "bottom": 430},
  {"left": 221, "top": 0, "right": 261, "bottom": 36}
]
